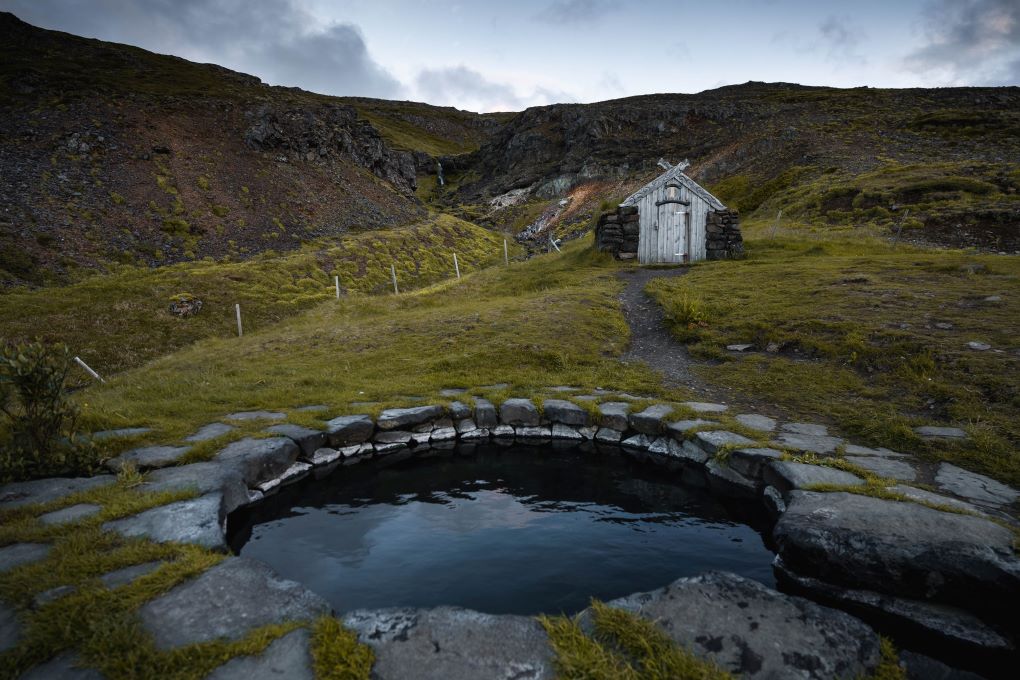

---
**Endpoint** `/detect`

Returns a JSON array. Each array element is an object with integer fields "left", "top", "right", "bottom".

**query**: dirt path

[{"left": 618, "top": 267, "right": 708, "bottom": 390}]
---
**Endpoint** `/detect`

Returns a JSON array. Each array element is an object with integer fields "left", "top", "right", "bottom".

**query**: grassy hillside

[{"left": 0, "top": 215, "right": 519, "bottom": 381}]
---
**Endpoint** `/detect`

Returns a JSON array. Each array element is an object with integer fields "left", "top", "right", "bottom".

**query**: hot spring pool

[{"left": 228, "top": 443, "right": 776, "bottom": 615}]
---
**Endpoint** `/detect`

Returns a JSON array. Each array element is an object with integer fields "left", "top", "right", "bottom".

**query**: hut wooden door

[{"left": 654, "top": 183, "right": 689, "bottom": 263}]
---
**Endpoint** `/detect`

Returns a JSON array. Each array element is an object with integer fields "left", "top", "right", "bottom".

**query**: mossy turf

[
  {"left": 647, "top": 232, "right": 1020, "bottom": 486},
  {"left": 0, "top": 214, "right": 521, "bottom": 383}
]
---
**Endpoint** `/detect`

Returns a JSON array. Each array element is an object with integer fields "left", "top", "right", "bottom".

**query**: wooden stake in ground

[
  {"left": 235, "top": 303, "right": 243, "bottom": 337},
  {"left": 391, "top": 264, "right": 399, "bottom": 294},
  {"left": 73, "top": 356, "right": 105, "bottom": 384},
  {"left": 770, "top": 210, "right": 782, "bottom": 239},
  {"left": 504, "top": 239, "right": 509, "bottom": 266},
  {"left": 334, "top": 275, "right": 340, "bottom": 299},
  {"left": 453, "top": 253, "right": 460, "bottom": 279}
]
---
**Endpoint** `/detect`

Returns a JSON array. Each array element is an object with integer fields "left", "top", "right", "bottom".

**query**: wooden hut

[{"left": 595, "top": 160, "right": 743, "bottom": 263}]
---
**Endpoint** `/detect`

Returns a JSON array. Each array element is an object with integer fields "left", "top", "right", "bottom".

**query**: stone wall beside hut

[
  {"left": 594, "top": 205, "right": 744, "bottom": 261},
  {"left": 705, "top": 209, "right": 744, "bottom": 260}
]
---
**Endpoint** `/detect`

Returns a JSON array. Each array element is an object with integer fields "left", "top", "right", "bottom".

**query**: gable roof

[{"left": 620, "top": 161, "right": 726, "bottom": 211}]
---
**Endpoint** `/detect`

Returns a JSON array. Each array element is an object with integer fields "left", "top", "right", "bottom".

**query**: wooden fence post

[
  {"left": 453, "top": 253, "right": 460, "bottom": 279},
  {"left": 391, "top": 264, "right": 399, "bottom": 294},
  {"left": 334, "top": 275, "right": 340, "bottom": 299},
  {"left": 504, "top": 239, "right": 509, "bottom": 265},
  {"left": 235, "top": 303, "right": 243, "bottom": 337}
]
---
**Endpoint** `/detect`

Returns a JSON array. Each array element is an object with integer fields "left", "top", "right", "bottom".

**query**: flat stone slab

[
  {"left": 0, "top": 543, "right": 51, "bottom": 573},
  {"left": 91, "top": 427, "right": 151, "bottom": 441},
  {"left": 774, "top": 491, "right": 1020, "bottom": 615},
  {"left": 19, "top": 652, "right": 104, "bottom": 680},
  {"left": 845, "top": 455, "right": 917, "bottom": 481},
  {"left": 38, "top": 503, "right": 101, "bottom": 526},
  {"left": 100, "top": 560, "right": 163, "bottom": 589},
  {"left": 225, "top": 411, "right": 286, "bottom": 421},
  {"left": 266, "top": 424, "right": 327, "bottom": 457},
  {"left": 325, "top": 414, "right": 374, "bottom": 446},
  {"left": 735, "top": 413, "right": 777, "bottom": 432},
  {"left": 438, "top": 388, "right": 467, "bottom": 397},
  {"left": 887, "top": 485, "right": 985, "bottom": 516},
  {"left": 594, "top": 428, "right": 622, "bottom": 444},
  {"left": 344, "top": 607, "right": 555, "bottom": 680},
  {"left": 207, "top": 628, "right": 314, "bottom": 680},
  {"left": 681, "top": 401, "right": 728, "bottom": 413},
  {"left": 551, "top": 424, "right": 583, "bottom": 441},
  {"left": 34, "top": 585, "right": 76, "bottom": 608},
  {"left": 142, "top": 462, "right": 248, "bottom": 514},
  {"left": 600, "top": 571, "right": 881, "bottom": 679},
  {"left": 106, "top": 445, "right": 190, "bottom": 472},
  {"left": 185, "top": 422, "right": 236, "bottom": 442},
  {"left": 542, "top": 399, "right": 589, "bottom": 426},
  {"left": 629, "top": 404, "right": 674, "bottom": 434},
  {"left": 499, "top": 398, "right": 539, "bottom": 427},
  {"left": 843, "top": 444, "right": 904, "bottom": 458},
  {"left": 729, "top": 447, "right": 784, "bottom": 479},
  {"left": 774, "top": 432, "right": 844, "bottom": 455},
  {"left": 782, "top": 422, "right": 828, "bottom": 436},
  {"left": 378, "top": 405, "right": 444, "bottom": 430},
  {"left": 597, "top": 401, "right": 630, "bottom": 430},
  {"left": 0, "top": 602, "right": 20, "bottom": 652},
  {"left": 934, "top": 463, "right": 1019, "bottom": 507},
  {"left": 666, "top": 419, "right": 717, "bottom": 436},
  {"left": 764, "top": 461, "right": 864, "bottom": 495},
  {"left": 0, "top": 475, "right": 114, "bottom": 509},
  {"left": 694, "top": 430, "right": 754, "bottom": 454},
  {"left": 104, "top": 493, "right": 226, "bottom": 551},
  {"left": 215, "top": 437, "right": 298, "bottom": 486},
  {"left": 294, "top": 404, "right": 328, "bottom": 412},
  {"left": 140, "top": 557, "right": 330, "bottom": 650},
  {"left": 915, "top": 426, "right": 968, "bottom": 439}
]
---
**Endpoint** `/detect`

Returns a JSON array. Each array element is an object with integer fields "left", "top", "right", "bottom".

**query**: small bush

[{"left": 0, "top": 341, "right": 99, "bottom": 481}]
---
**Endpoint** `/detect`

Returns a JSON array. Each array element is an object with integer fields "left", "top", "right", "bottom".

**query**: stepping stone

[
  {"left": 480, "top": 383, "right": 509, "bottom": 391},
  {"left": 349, "top": 401, "right": 379, "bottom": 409},
  {"left": 693, "top": 430, "right": 753, "bottom": 454},
  {"left": 294, "top": 404, "right": 328, "bottom": 412},
  {"left": 597, "top": 402, "right": 630, "bottom": 431},
  {"left": 104, "top": 493, "right": 227, "bottom": 551},
  {"left": 215, "top": 437, "right": 299, "bottom": 486},
  {"left": 666, "top": 419, "right": 717, "bottom": 436},
  {"left": 843, "top": 444, "right": 903, "bottom": 458},
  {"left": 34, "top": 585, "right": 76, "bottom": 608},
  {"left": 0, "top": 476, "right": 114, "bottom": 510},
  {"left": 887, "top": 485, "right": 985, "bottom": 516},
  {"left": 139, "top": 557, "right": 330, "bottom": 650},
  {"left": 378, "top": 405, "right": 444, "bottom": 430},
  {"left": 106, "top": 445, "right": 190, "bottom": 472},
  {"left": 682, "top": 401, "right": 728, "bottom": 414},
  {"left": 599, "top": 572, "right": 881, "bottom": 679},
  {"left": 438, "top": 388, "right": 467, "bottom": 397},
  {"left": 266, "top": 424, "right": 327, "bottom": 457},
  {"left": 542, "top": 399, "right": 589, "bottom": 426},
  {"left": 473, "top": 399, "right": 498, "bottom": 428},
  {"left": 915, "top": 426, "right": 968, "bottom": 439},
  {"left": 775, "top": 432, "right": 844, "bottom": 455},
  {"left": 207, "top": 628, "right": 314, "bottom": 680},
  {"left": 185, "top": 422, "right": 236, "bottom": 442},
  {"left": 764, "top": 462, "right": 864, "bottom": 495},
  {"left": 0, "top": 602, "right": 21, "bottom": 652},
  {"left": 547, "top": 386, "right": 580, "bottom": 393},
  {"left": 499, "top": 399, "right": 539, "bottom": 427},
  {"left": 344, "top": 607, "right": 555, "bottom": 680},
  {"left": 629, "top": 404, "right": 674, "bottom": 434},
  {"left": 935, "top": 463, "right": 1019, "bottom": 507},
  {"left": 0, "top": 543, "right": 51, "bottom": 573},
  {"left": 782, "top": 422, "right": 828, "bottom": 436},
  {"left": 845, "top": 456, "right": 917, "bottom": 482},
  {"left": 225, "top": 411, "right": 286, "bottom": 421},
  {"left": 967, "top": 341, "right": 991, "bottom": 351},
  {"left": 19, "top": 653, "right": 103, "bottom": 680},
  {"left": 100, "top": 561, "right": 163, "bottom": 589},
  {"left": 142, "top": 462, "right": 249, "bottom": 515},
  {"left": 325, "top": 415, "right": 374, "bottom": 446},
  {"left": 572, "top": 395, "right": 598, "bottom": 402},
  {"left": 735, "top": 413, "right": 776, "bottom": 432},
  {"left": 91, "top": 427, "right": 151, "bottom": 441},
  {"left": 774, "top": 491, "right": 1020, "bottom": 615},
  {"left": 38, "top": 503, "right": 101, "bottom": 526}
]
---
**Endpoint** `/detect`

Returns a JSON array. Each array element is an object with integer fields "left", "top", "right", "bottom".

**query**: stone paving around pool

[{"left": 1, "top": 389, "right": 1018, "bottom": 679}]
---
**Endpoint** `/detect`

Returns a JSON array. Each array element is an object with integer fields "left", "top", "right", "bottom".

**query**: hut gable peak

[{"left": 620, "top": 160, "right": 726, "bottom": 211}]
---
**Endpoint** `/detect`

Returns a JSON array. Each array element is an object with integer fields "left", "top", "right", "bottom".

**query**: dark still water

[{"left": 229, "top": 444, "right": 775, "bottom": 615}]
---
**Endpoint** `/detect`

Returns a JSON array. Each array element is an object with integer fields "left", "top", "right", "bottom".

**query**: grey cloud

[
  {"left": 905, "top": 0, "right": 1020, "bottom": 85},
  {"left": 533, "top": 0, "right": 620, "bottom": 25},
  {"left": 819, "top": 16, "right": 866, "bottom": 64},
  {"left": 0, "top": 0, "right": 403, "bottom": 98},
  {"left": 414, "top": 66, "right": 574, "bottom": 112}
]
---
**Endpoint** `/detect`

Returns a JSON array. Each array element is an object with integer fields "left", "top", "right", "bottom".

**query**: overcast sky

[{"left": 3, "top": 0, "right": 1019, "bottom": 112}]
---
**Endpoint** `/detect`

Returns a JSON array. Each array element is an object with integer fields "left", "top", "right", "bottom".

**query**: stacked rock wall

[
  {"left": 706, "top": 209, "right": 744, "bottom": 260},
  {"left": 594, "top": 205, "right": 639, "bottom": 259}
]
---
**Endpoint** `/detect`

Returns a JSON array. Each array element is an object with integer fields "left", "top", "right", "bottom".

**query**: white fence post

[
  {"left": 334, "top": 275, "right": 340, "bottom": 299},
  {"left": 770, "top": 210, "right": 782, "bottom": 239},
  {"left": 504, "top": 239, "right": 509, "bottom": 265},
  {"left": 235, "top": 303, "right": 243, "bottom": 337},
  {"left": 73, "top": 356, "right": 105, "bottom": 384},
  {"left": 453, "top": 253, "right": 460, "bottom": 279},
  {"left": 391, "top": 264, "right": 399, "bottom": 294}
]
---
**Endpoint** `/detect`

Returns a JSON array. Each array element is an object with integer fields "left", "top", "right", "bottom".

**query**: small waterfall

[{"left": 436, "top": 160, "right": 444, "bottom": 186}]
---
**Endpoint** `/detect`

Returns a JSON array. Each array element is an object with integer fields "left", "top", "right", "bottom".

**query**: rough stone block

[
  {"left": 729, "top": 447, "right": 784, "bottom": 479},
  {"left": 267, "top": 424, "right": 327, "bottom": 457},
  {"left": 542, "top": 399, "right": 589, "bottom": 427},
  {"left": 500, "top": 398, "right": 539, "bottom": 427},
  {"left": 104, "top": 493, "right": 227, "bottom": 551},
  {"left": 473, "top": 398, "right": 498, "bottom": 428},
  {"left": 378, "top": 406, "right": 444, "bottom": 431},
  {"left": 597, "top": 401, "right": 630, "bottom": 431},
  {"left": 693, "top": 430, "right": 753, "bottom": 454},
  {"left": 325, "top": 415, "right": 375, "bottom": 446},
  {"left": 629, "top": 404, "right": 674, "bottom": 435},
  {"left": 216, "top": 437, "right": 299, "bottom": 486}
]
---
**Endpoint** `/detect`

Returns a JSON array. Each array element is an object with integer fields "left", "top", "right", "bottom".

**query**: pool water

[{"left": 228, "top": 444, "right": 776, "bottom": 615}]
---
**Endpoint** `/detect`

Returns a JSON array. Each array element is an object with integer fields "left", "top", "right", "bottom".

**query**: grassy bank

[
  {"left": 0, "top": 215, "right": 519, "bottom": 382},
  {"left": 648, "top": 232, "right": 1020, "bottom": 486}
]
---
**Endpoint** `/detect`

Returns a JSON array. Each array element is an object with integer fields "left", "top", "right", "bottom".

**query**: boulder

[
  {"left": 599, "top": 571, "right": 881, "bottom": 679},
  {"left": 500, "top": 398, "right": 540, "bottom": 427},
  {"left": 629, "top": 404, "right": 674, "bottom": 435},
  {"left": 378, "top": 406, "right": 444, "bottom": 430},
  {"left": 325, "top": 415, "right": 375, "bottom": 446},
  {"left": 542, "top": 399, "right": 589, "bottom": 427},
  {"left": 343, "top": 607, "right": 555, "bottom": 680},
  {"left": 206, "top": 628, "right": 314, "bottom": 680},
  {"left": 140, "top": 557, "right": 330, "bottom": 650},
  {"left": 103, "top": 493, "right": 227, "bottom": 551},
  {"left": 774, "top": 491, "right": 1020, "bottom": 620},
  {"left": 266, "top": 424, "right": 327, "bottom": 457},
  {"left": 215, "top": 437, "right": 299, "bottom": 486}
]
